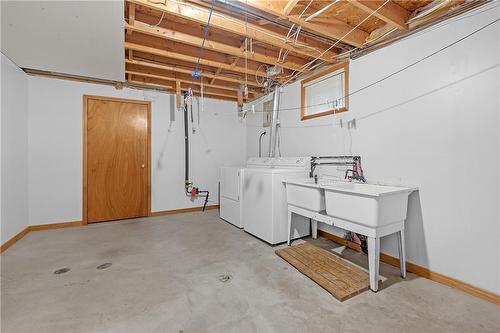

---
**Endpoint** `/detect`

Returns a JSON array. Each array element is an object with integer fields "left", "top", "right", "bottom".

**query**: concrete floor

[{"left": 1, "top": 210, "right": 499, "bottom": 333}]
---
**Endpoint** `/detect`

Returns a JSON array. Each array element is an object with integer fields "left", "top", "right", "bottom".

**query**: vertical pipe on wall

[
  {"left": 183, "top": 92, "right": 189, "bottom": 186},
  {"left": 169, "top": 94, "right": 176, "bottom": 122},
  {"left": 268, "top": 85, "right": 281, "bottom": 157}
]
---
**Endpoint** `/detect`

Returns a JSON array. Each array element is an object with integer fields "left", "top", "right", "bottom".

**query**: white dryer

[
  {"left": 219, "top": 166, "right": 244, "bottom": 228},
  {"left": 242, "top": 157, "right": 311, "bottom": 245},
  {"left": 219, "top": 158, "right": 274, "bottom": 228}
]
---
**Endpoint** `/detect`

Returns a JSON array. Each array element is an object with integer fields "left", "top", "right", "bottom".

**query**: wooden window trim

[{"left": 300, "top": 62, "right": 349, "bottom": 121}]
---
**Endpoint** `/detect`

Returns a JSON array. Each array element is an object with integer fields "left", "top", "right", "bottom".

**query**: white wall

[
  {"left": 1, "top": 53, "right": 29, "bottom": 243},
  {"left": 246, "top": 7, "right": 500, "bottom": 293},
  {"left": 1, "top": 1, "right": 124, "bottom": 81},
  {"left": 28, "top": 76, "right": 246, "bottom": 225}
]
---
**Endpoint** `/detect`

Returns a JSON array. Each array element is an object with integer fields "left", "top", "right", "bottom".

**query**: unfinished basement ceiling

[
  {"left": 124, "top": 0, "right": 482, "bottom": 102},
  {"left": 0, "top": 0, "right": 485, "bottom": 101},
  {"left": 1, "top": 1, "right": 124, "bottom": 81}
]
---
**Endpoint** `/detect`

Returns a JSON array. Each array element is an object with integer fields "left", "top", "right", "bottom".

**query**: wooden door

[{"left": 84, "top": 95, "right": 151, "bottom": 223}]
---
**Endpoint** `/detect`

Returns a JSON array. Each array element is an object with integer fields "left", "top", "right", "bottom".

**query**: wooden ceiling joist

[
  {"left": 125, "top": 66, "right": 258, "bottom": 96},
  {"left": 133, "top": 10, "right": 307, "bottom": 61},
  {"left": 126, "top": 58, "right": 261, "bottom": 88},
  {"left": 130, "top": 79, "right": 238, "bottom": 102},
  {"left": 128, "top": 32, "right": 268, "bottom": 71},
  {"left": 236, "top": 0, "right": 369, "bottom": 48},
  {"left": 125, "top": 21, "right": 309, "bottom": 72},
  {"left": 123, "top": 0, "right": 476, "bottom": 101},
  {"left": 130, "top": 75, "right": 239, "bottom": 100},
  {"left": 408, "top": 0, "right": 465, "bottom": 29},
  {"left": 349, "top": 1, "right": 410, "bottom": 31},
  {"left": 133, "top": 9, "right": 313, "bottom": 68},
  {"left": 128, "top": 0, "right": 336, "bottom": 61},
  {"left": 125, "top": 42, "right": 268, "bottom": 77},
  {"left": 127, "top": 2, "right": 135, "bottom": 35},
  {"left": 288, "top": 16, "right": 369, "bottom": 48},
  {"left": 210, "top": 68, "right": 223, "bottom": 85}
]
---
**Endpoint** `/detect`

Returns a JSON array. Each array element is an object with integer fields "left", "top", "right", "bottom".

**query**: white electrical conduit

[
  {"left": 278, "top": 23, "right": 297, "bottom": 63},
  {"left": 299, "top": 0, "right": 315, "bottom": 17},
  {"left": 281, "top": 0, "right": 391, "bottom": 86}
]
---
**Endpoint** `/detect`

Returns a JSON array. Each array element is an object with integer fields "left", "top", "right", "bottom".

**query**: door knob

[{"left": 141, "top": 164, "right": 145, "bottom": 168}]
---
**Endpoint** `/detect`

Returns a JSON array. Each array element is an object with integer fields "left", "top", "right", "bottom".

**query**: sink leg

[
  {"left": 311, "top": 219, "right": 318, "bottom": 239},
  {"left": 287, "top": 209, "right": 292, "bottom": 246},
  {"left": 397, "top": 229, "right": 407, "bottom": 278},
  {"left": 367, "top": 237, "right": 380, "bottom": 292}
]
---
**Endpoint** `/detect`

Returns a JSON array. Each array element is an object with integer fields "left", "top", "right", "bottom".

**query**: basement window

[{"left": 300, "top": 62, "right": 349, "bottom": 120}]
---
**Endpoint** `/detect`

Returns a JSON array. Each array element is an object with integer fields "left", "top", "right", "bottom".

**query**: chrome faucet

[
  {"left": 310, "top": 156, "right": 366, "bottom": 182},
  {"left": 344, "top": 157, "right": 366, "bottom": 182}
]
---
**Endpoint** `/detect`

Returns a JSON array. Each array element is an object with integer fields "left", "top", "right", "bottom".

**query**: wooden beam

[
  {"left": 408, "top": 0, "right": 465, "bottom": 30},
  {"left": 125, "top": 21, "right": 309, "bottom": 72},
  {"left": 210, "top": 68, "right": 222, "bottom": 85},
  {"left": 365, "top": 23, "right": 396, "bottom": 44},
  {"left": 133, "top": 10, "right": 313, "bottom": 66},
  {"left": 287, "top": 15, "right": 368, "bottom": 48},
  {"left": 130, "top": 79, "right": 238, "bottom": 101},
  {"left": 127, "top": 2, "right": 136, "bottom": 35},
  {"left": 176, "top": 80, "right": 181, "bottom": 109},
  {"left": 236, "top": 0, "right": 368, "bottom": 48},
  {"left": 125, "top": 69, "right": 257, "bottom": 95},
  {"left": 283, "top": 0, "right": 300, "bottom": 15},
  {"left": 237, "top": 89, "right": 243, "bottom": 107},
  {"left": 132, "top": 76, "right": 239, "bottom": 100},
  {"left": 126, "top": 58, "right": 261, "bottom": 87},
  {"left": 125, "top": 42, "right": 268, "bottom": 77},
  {"left": 349, "top": 1, "right": 410, "bottom": 31},
  {"left": 127, "top": 32, "right": 269, "bottom": 73},
  {"left": 128, "top": 0, "right": 336, "bottom": 61}
]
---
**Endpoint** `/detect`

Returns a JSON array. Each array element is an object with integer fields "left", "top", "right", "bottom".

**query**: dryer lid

[
  {"left": 273, "top": 157, "right": 310, "bottom": 169},
  {"left": 246, "top": 157, "right": 276, "bottom": 168}
]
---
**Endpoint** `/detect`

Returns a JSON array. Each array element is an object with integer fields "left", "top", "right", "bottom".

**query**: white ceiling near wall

[{"left": 1, "top": 1, "right": 124, "bottom": 81}]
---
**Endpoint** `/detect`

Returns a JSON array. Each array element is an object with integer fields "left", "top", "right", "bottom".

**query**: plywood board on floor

[{"left": 276, "top": 242, "right": 370, "bottom": 301}]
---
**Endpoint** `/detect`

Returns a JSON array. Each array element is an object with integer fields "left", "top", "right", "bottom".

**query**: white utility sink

[
  {"left": 322, "top": 183, "right": 416, "bottom": 227},
  {"left": 285, "top": 180, "right": 417, "bottom": 292},
  {"left": 284, "top": 178, "right": 336, "bottom": 211}
]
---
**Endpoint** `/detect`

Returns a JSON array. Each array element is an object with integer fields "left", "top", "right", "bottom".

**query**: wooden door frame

[{"left": 82, "top": 95, "right": 152, "bottom": 225}]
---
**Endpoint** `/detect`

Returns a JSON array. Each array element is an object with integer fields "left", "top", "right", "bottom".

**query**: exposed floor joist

[
  {"left": 236, "top": 0, "right": 369, "bottom": 48},
  {"left": 349, "top": 0, "right": 410, "bottom": 31},
  {"left": 125, "top": 42, "right": 267, "bottom": 77},
  {"left": 125, "top": 21, "right": 309, "bottom": 73},
  {"left": 125, "top": 59, "right": 260, "bottom": 88},
  {"left": 125, "top": 67, "right": 259, "bottom": 96},
  {"left": 129, "top": 76, "right": 239, "bottom": 101},
  {"left": 128, "top": 0, "right": 337, "bottom": 62},
  {"left": 123, "top": 0, "right": 483, "bottom": 102}
]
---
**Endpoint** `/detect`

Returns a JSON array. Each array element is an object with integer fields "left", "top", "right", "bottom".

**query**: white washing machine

[
  {"left": 219, "top": 158, "right": 274, "bottom": 228},
  {"left": 242, "top": 157, "right": 311, "bottom": 245}
]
